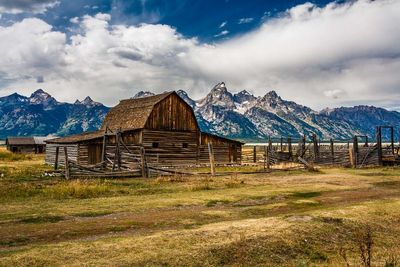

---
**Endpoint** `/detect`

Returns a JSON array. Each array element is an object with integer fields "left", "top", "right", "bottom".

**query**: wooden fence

[{"left": 242, "top": 126, "right": 400, "bottom": 169}]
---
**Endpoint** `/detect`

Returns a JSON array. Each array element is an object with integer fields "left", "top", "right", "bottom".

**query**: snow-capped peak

[
  {"left": 29, "top": 89, "right": 56, "bottom": 105},
  {"left": 133, "top": 91, "right": 155, "bottom": 99}
]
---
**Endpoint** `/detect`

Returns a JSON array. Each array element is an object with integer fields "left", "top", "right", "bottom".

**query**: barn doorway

[
  {"left": 229, "top": 144, "right": 237, "bottom": 163},
  {"left": 88, "top": 144, "right": 102, "bottom": 164}
]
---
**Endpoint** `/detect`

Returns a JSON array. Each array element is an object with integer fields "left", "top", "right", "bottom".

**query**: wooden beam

[
  {"left": 64, "top": 146, "right": 70, "bottom": 179},
  {"left": 390, "top": 126, "right": 395, "bottom": 155},
  {"left": 330, "top": 138, "right": 334, "bottom": 165},
  {"left": 312, "top": 134, "right": 319, "bottom": 162},
  {"left": 377, "top": 126, "right": 383, "bottom": 166},
  {"left": 54, "top": 146, "right": 59, "bottom": 170},
  {"left": 208, "top": 142, "right": 216, "bottom": 176},
  {"left": 287, "top": 137, "right": 292, "bottom": 159},
  {"left": 253, "top": 146, "right": 257, "bottom": 163},
  {"left": 140, "top": 146, "right": 148, "bottom": 178},
  {"left": 353, "top": 135, "right": 358, "bottom": 168},
  {"left": 101, "top": 129, "right": 107, "bottom": 169}
]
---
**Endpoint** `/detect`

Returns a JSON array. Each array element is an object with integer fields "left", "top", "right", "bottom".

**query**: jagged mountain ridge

[
  {"left": 1, "top": 84, "right": 399, "bottom": 140},
  {"left": 0, "top": 89, "right": 109, "bottom": 138}
]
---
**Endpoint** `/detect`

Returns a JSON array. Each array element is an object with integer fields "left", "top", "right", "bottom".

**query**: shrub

[
  {"left": 0, "top": 150, "right": 32, "bottom": 161},
  {"left": 44, "top": 180, "right": 111, "bottom": 199}
]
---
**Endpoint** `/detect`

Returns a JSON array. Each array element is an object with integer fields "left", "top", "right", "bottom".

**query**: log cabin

[
  {"left": 45, "top": 91, "right": 242, "bottom": 167},
  {"left": 6, "top": 136, "right": 47, "bottom": 154}
]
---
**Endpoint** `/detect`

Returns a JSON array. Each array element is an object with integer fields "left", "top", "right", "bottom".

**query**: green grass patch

[
  {"left": 18, "top": 215, "right": 64, "bottom": 224},
  {"left": 73, "top": 211, "right": 113, "bottom": 217},
  {"left": 206, "top": 199, "right": 232, "bottom": 207},
  {"left": 0, "top": 150, "right": 32, "bottom": 161},
  {"left": 43, "top": 180, "right": 112, "bottom": 199},
  {"left": 291, "top": 191, "right": 322, "bottom": 198}
]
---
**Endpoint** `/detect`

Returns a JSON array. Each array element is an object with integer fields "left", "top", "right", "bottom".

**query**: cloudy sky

[{"left": 0, "top": 0, "right": 399, "bottom": 110}]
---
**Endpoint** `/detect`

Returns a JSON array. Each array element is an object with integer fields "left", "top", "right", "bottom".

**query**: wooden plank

[
  {"left": 64, "top": 146, "right": 70, "bottom": 180},
  {"left": 54, "top": 146, "right": 59, "bottom": 170},
  {"left": 140, "top": 146, "right": 148, "bottom": 178},
  {"left": 208, "top": 142, "right": 216, "bottom": 176}
]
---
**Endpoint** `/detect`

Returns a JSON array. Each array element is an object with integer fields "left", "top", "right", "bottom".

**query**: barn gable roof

[{"left": 100, "top": 91, "right": 175, "bottom": 131}]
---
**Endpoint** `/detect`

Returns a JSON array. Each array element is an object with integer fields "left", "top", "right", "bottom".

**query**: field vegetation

[{"left": 0, "top": 147, "right": 400, "bottom": 266}]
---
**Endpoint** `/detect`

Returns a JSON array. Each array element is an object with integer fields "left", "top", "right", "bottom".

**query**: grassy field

[{"left": 0, "top": 147, "right": 400, "bottom": 266}]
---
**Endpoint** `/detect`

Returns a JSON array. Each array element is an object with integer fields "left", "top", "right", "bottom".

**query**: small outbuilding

[
  {"left": 6, "top": 136, "right": 47, "bottom": 154},
  {"left": 46, "top": 91, "right": 243, "bottom": 167}
]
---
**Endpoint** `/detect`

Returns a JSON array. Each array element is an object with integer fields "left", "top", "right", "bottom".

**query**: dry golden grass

[{"left": 1, "top": 150, "right": 400, "bottom": 266}]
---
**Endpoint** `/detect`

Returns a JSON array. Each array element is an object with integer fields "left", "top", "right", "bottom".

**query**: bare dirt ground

[{"left": 0, "top": 147, "right": 400, "bottom": 266}]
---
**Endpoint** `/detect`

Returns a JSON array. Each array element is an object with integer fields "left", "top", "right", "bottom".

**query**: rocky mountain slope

[
  {"left": 0, "top": 89, "right": 108, "bottom": 139},
  {"left": 1, "top": 84, "right": 399, "bottom": 141}
]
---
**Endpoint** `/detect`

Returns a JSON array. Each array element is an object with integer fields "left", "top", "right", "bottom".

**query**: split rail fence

[
  {"left": 242, "top": 126, "right": 400, "bottom": 169},
  {"left": 53, "top": 125, "right": 400, "bottom": 178}
]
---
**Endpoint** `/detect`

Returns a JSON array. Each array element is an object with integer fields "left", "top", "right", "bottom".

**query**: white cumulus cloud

[{"left": 0, "top": 0, "right": 399, "bottom": 111}]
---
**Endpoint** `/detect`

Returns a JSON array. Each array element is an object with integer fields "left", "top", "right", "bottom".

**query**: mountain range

[{"left": 0, "top": 83, "right": 399, "bottom": 141}]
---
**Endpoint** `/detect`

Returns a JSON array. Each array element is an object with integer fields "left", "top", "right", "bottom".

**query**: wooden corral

[
  {"left": 242, "top": 126, "right": 400, "bottom": 169},
  {"left": 6, "top": 136, "right": 47, "bottom": 154},
  {"left": 45, "top": 92, "right": 243, "bottom": 178}
]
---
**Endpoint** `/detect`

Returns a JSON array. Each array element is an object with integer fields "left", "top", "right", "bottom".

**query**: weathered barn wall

[
  {"left": 199, "top": 133, "right": 241, "bottom": 164},
  {"left": 145, "top": 94, "right": 198, "bottom": 131},
  {"left": 142, "top": 129, "right": 198, "bottom": 165},
  {"left": 45, "top": 143, "right": 79, "bottom": 166}
]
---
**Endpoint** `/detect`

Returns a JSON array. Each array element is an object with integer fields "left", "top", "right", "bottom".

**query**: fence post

[
  {"left": 280, "top": 137, "right": 283, "bottom": 151},
  {"left": 101, "top": 129, "right": 107, "bottom": 169},
  {"left": 266, "top": 144, "right": 270, "bottom": 170},
  {"left": 330, "top": 138, "right": 334, "bottom": 165},
  {"left": 312, "top": 134, "right": 319, "bottom": 162},
  {"left": 390, "top": 126, "right": 395, "bottom": 155},
  {"left": 287, "top": 137, "right": 292, "bottom": 159},
  {"left": 301, "top": 135, "right": 306, "bottom": 156},
  {"left": 140, "top": 146, "right": 148, "bottom": 178},
  {"left": 64, "top": 146, "right": 70, "bottom": 179},
  {"left": 253, "top": 146, "right": 257, "bottom": 163},
  {"left": 377, "top": 126, "right": 383, "bottom": 166},
  {"left": 208, "top": 142, "right": 216, "bottom": 176},
  {"left": 54, "top": 146, "right": 59, "bottom": 170},
  {"left": 263, "top": 145, "right": 266, "bottom": 171},
  {"left": 353, "top": 136, "right": 358, "bottom": 168}
]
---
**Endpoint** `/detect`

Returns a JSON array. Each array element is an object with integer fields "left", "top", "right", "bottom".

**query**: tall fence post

[
  {"left": 330, "top": 138, "right": 334, "bottom": 165},
  {"left": 54, "top": 146, "right": 59, "bottom": 170},
  {"left": 101, "top": 129, "right": 107, "bottom": 169},
  {"left": 377, "top": 126, "right": 383, "bottom": 166},
  {"left": 208, "top": 142, "right": 216, "bottom": 176},
  {"left": 64, "top": 146, "right": 70, "bottom": 179},
  {"left": 140, "top": 146, "right": 148, "bottom": 178},
  {"left": 390, "top": 126, "right": 395, "bottom": 155},
  {"left": 265, "top": 144, "right": 270, "bottom": 170},
  {"left": 287, "top": 137, "right": 292, "bottom": 159},
  {"left": 353, "top": 136, "right": 358, "bottom": 168},
  {"left": 301, "top": 135, "right": 306, "bottom": 156},
  {"left": 263, "top": 145, "right": 267, "bottom": 171},
  {"left": 312, "top": 134, "right": 319, "bottom": 162},
  {"left": 253, "top": 146, "right": 257, "bottom": 163}
]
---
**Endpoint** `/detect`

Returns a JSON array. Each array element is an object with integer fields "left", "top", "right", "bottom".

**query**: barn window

[
  {"left": 182, "top": 143, "right": 188, "bottom": 148},
  {"left": 152, "top": 142, "right": 159, "bottom": 148}
]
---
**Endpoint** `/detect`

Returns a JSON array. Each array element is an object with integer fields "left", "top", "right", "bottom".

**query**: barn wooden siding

[
  {"left": 145, "top": 94, "right": 198, "bottom": 131},
  {"left": 199, "top": 133, "right": 241, "bottom": 164},
  {"left": 45, "top": 143, "right": 79, "bottom": 166},
  {"left": 142, "top": 129, "right": 199, "bottom": 166}
]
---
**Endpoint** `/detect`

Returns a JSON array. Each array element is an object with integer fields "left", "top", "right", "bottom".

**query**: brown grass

[{"left": 1, "top": 151, "right": 400, "bottom": 266}]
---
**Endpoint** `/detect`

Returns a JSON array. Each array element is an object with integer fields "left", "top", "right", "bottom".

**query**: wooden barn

[
  {"left": 45, "top": 92, "right": 242, "bottom": 169},
  {"left": 6, "top": 136, "right": 47, "bottom": 154}
]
